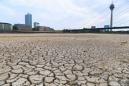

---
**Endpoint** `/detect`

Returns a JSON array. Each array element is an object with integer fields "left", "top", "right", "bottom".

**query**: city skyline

[{"left": 0, "top": 0, "right": 129, "bottom": 30}]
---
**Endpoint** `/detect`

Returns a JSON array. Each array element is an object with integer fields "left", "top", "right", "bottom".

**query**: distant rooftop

[{"left": 0, "top": 22, "right": 11, "bottom": 25}]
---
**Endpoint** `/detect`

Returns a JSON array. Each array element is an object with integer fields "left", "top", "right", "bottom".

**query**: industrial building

[{"left": 0, "top": 22, "right": 12, "bottom": 32}]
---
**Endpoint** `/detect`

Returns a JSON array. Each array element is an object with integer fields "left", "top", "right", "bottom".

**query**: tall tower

[
  {"left": 25, "top": 13, "right": 32, "bottom": 28},
  {"left": 110, "top": 3, "right": 115, "bottom": 29}
]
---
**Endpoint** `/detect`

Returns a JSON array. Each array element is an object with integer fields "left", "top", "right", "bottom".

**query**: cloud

[
  {"left": 0, "top": 3, "right": 17, "bottom": 22},
  {"left": 0, "top": 0, "right": 129, "bottom": 29}
]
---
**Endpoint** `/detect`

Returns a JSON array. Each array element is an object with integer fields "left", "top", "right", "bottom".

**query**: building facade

[
  {"left": 104, "top": 25, "right": 110, "bottom": 32},
  {"left": 13, "top": 24, "right": 32, "bottom": 31},
  {"left": 34, "top": 22, "right": 40, "bottom": 28},
  {"left": 0, "top": 22, "right": 12, "bottom": 32},
  {"left": 91, "top": 26, "right": 96, "bottom": 29},
  {"left": 34, "top": 26, "right": 54, "bottom": 32},
  {"left": 25, "top": 13, "right": 32, "bottom": 28}
]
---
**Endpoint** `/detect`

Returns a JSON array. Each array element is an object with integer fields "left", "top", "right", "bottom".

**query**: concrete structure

[
  {"left": 0, "top": 22, "right": 12, "bottom": 32},
  {"left": 34, "top": 22, "right": 40, "bottom": 28},
  {"left": 104, "top": 25, "right": 110, "bottom": 28},
  {"left": 25, "top": 13, "right": 32, "bottom": 28},
  {"left": 91, "top": 26, "right": 96, "bottom": 29},
  {"left": 104, "top": 25, "right": 110, "bottom": 32},
  {"left": 13, "top": 24, "right": 32, "bottom": 31},
  {"left": 110, "top": 3, "right": 115, "bottom": 30}
]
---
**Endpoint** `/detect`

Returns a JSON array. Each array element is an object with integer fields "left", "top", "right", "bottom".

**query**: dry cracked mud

[{"left": 0, "top": 33, "right": 129, "bottom": 86}]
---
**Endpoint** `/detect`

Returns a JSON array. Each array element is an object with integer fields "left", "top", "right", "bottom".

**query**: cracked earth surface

[{"left": 0, "top": 34, "right": 129, "bottom": 86}]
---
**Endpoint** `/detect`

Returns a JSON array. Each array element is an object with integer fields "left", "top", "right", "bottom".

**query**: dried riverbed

[{"left": 0, "top": 34, "right": 129, "bottom": 86}]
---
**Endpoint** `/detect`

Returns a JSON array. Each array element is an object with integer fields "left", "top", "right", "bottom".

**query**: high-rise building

[{"left": 25, "top": 13, "right": 32, "bottom": 28}]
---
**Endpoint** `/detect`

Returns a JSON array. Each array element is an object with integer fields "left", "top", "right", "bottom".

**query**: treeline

[
  {"left": 63, "top": 28, "right": 102, "bottom": 33},
  {"left": 62, "top": 28, "right": 129, "bottom": 33}
]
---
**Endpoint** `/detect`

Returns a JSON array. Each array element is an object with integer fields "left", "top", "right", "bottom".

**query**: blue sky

[{"left": 0, "top": 0, "right": 129, "bottom": 29}]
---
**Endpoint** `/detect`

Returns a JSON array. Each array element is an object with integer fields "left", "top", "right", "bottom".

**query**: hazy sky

[{"left": 0, "top": 0, "right": 129, "bottom": 29}]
